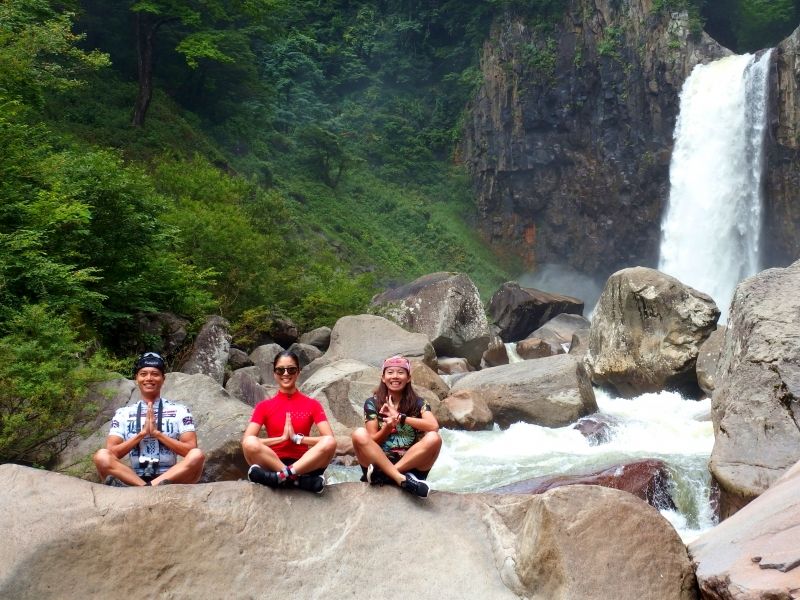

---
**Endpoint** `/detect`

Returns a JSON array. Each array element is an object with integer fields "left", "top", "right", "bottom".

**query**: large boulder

[
  {"left": 302, "top": 359, "right": 382, "bottom": 435},
  {"left": 180, "top": 316, "right": 231, "bottom": 385},
  {"left": 131, "top": 311, "right": 190, "bottom": 357},
  {"left": 695, "top": 326, "right": 726, "bottom": 397},
  {"left": 481, "top": 340, "right": 510, "bottom": 368},
  {"left": 689, "top": 458, "right": 800, "bottom": 599},
  {"left": 489, "top": 282, "right": 584, "bottom": 343},
  {"left": 710, "top": 261, "right": 800, "bottom": 518},
  {"left": 492, "top": 459, "right": 676, "bottom": 511},
  {"left": 372, "top": 272, "right": 491, "bottom": 367},
  {"left": 224, "top": 366, "right": 275, "bottom": 407},
  {"left": 452, "top": 355, "right": 597, "bottom": 428},
  {"left": 0, "top": 466, "right": 697, "bottom": 600},
  {"left": 586, "top": 267, "right": 719, "bottom": 397},
  {"left": 322, "top": 314, "right": 436, "bottom": 370},
  {"left": 56, "top": 373, "right": 253, "bottom": 483},
  {"left": 248, "top": 343, "right": 284, "bottom": 379},
  {"left": 410, "top": 361, "right": 450, "bottom": 400},
  {"left": 299, "top": 326, "right": 332, "bottom": 351},
  {"left": 288, "top": 342, "right": 324, "bottom": 368},
  {"left": 435, "top": 389, "right": 494, "bottom": 431},
  {"left": 523, "top": 313, "right": 591, "bottom": 356}
]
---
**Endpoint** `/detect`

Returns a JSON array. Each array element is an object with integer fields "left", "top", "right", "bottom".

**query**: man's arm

[
  {"left": 153, "top": 430, "right": 198, "bottom": 458},
  {"left": 106, "top": 432, "right": 144, "bottom": 459}
]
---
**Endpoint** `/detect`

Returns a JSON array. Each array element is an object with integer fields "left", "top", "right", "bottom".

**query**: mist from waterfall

[{"left": 659, "top": 51, "right": 772, "bottom": 322}]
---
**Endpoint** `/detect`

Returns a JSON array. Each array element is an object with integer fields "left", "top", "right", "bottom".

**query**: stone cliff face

[
  {"left": 461, "top": 0, "right": 728, "bottom": 278},
  {"left": 764, "top": 27, "right": 800, "bottom": 267}
]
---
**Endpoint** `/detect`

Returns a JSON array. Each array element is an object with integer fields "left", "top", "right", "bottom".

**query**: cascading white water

[{"left": 659, "top": 51, "right": 772, "bottom": 322}]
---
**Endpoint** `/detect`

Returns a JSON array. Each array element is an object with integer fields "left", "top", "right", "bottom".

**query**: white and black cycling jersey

[{"left": 108, "top": 398, "right": 196, "bottom": 475}]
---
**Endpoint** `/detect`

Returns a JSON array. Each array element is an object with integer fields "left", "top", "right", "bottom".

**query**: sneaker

[
  {"left": 296, "top": 474, "right": 325, "bottom": 494},
  {"left": 366, "top": 464, "right": 376, "bottom": 484},
  {"left": 365, "top": 464, "right": 390, "bottom": 485},
  {"left": 401, "top": 473, "right": 430, "bottom": 498},
  {"left": 247, "top": 465, "right": 281, "bottom": 488},
  {"left": 103, "top": 475, "right": 127, "bottom": 487}
]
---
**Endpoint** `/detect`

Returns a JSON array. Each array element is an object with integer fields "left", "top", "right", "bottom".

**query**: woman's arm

[
  {"left": 241, "top": 420, "right": 289, "bottom": 447},
  {"left": 401, "top": 408, "right": 439, "bottom": 433},
  {"left": 293, "top": 420, "right": 335, "bottom": 447}
]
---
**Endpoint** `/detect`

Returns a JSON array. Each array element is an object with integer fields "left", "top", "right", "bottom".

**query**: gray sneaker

[
  {"left": 103, "top": 475, "right": 128, "bottom": 487},
  {"left": 401, "top": 473, "right": 430, "bottom": 498}
]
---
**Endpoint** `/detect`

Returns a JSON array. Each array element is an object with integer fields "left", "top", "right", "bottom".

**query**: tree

[{"left": 128, "top": 0, "right": 284, "bottom": 126}]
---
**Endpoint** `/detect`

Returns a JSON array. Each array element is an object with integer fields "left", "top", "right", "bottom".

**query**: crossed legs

[
  {"left": 351, "top": 428, "right": 442, "bottom": 486},
  {"left": 93, "top": 448, "right": 205, "bottom": 486},
  {"left": 241, "top": 435, "right": 336, "bottom": 475}
]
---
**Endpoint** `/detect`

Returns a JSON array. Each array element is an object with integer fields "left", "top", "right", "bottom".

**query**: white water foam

[{"left": 659, "top": 51, "right": 772, "bottom": 322}]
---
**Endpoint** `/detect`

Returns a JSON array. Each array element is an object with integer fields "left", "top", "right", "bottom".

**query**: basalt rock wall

[
  {"left": 764, "top": 26, "right": 800, "bottom": 267},
  {"left": 461, "top": 0, "right": 728, "bottom": 277}
]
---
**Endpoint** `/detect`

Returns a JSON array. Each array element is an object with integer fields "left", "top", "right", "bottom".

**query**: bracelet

[
  {"left": 292, "top": 433, "right": 304, "bottom": 445},
  {"left": 399, "top": 414, "right": 407, "bottom": 426}
]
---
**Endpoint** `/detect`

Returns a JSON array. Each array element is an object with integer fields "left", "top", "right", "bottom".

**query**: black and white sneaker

[
  {"left": 296, "top": 474, "right": 325, "bottom": 494},
  {"left": 103, "top": 475, "right": 128, "bottom": 487},
  {"left": 401, "top": 473, "right": 430, "bottom": 498},
  {"left": 247, "top": 465, "right": 281, "bottom": 488}
]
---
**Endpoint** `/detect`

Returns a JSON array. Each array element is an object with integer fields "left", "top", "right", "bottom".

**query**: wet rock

[
  {"left": 481, "top": 340, "right": 510, "bottom": 368},
  {"left": 493, "top": 459, "right": 677, "bottom": 511},
  {"left": 437, "top": 357, "right": 473, "bottom": 375},
  {"left": 695, "top": 326, "right": 726, "bottom": 396},
  {"left": 690, "top": 458, "right": 800, "bottom": 599},
  {"left": 488, "top": 282, "right": 584, "bottom": 343},
  {"left": 573, "top": 413, "right": 617, "bottom": 446},
  {"left": 710, "top": 260, "right": 800, "bottom": 518},
  {"left": 586, "top": 267, "right": 719, "bottom": 397}
]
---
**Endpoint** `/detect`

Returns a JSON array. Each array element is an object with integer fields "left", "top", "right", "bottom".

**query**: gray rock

[
  {"left": 481, "top": 340, "right": 510, "bottom": 368},
  {"left": 224, "top": 366, "right": 275, "bottom": 407},
  {"left": 56, "top": 373, "right": 253, "bottom": 483},
  {"left": 695, "top": 326, "right": 726, "bottom": 397},
  {"left": 288, "top": 342, "right": 324, "bottom": 368},
  {"left": 0, "top": 466, "right": 697, "bottom": 600},
  {"left": 302, "top": 359, "right": 382, "bottom": 435},
  {"left": 437, "top": 357, "right": 473, "bottom": 375},
  {"left": 452, "top": 355, "right": 597, "bottom": 428},
  {"left": 525, "top": 313, "right": 591, "bottom": 355},
  {"left": 586, "top": 267, "right": 719, "bottom": 397},
  {"left": 372, "top": 272, "right": 490, "bottom": 367},
  {"left": 180, "top": 316, "right": 231, "bottom": 385},
  {"left": 516, "top": 336, "right": 561, "bottom": 360},
  {"left": 249, "top": 343, "right": 284, "bottom": 380},
  {"left": 710, "top": 261, "right": 800, "bottom": 518},
  {"left": 435, "top": 389, "right": 494, "bottom": 431},
  {"left": 299, "top": 326, "right": 332, "bottom": 351},
  {"left": 489, "top": 282, "right": 584, "bottom": 343},
  {"left": 131, "top": 312, "right": 190, "bottom": 357},
  {"left": 410, "top": 361, "right": 450, "bottom": 400},
  {"left": 322, "top": 314, "right": 436, "bottom": 370},
  {"left": 226, "top": 348, "right": 253, "bottom": 371},
  {"left": 690, "top": 458, "right": 800, "bottom": 598}
]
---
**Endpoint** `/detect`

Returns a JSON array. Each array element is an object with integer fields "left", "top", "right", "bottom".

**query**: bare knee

[
  {"left": 185, "top": 448, "right": 205, "bottom": 467},
  {"left": 318, "top": 435, "right": 337, "bottom": 455},
  {"left": 93, "top": 448, "right": 114, "bottom": 470},
  {"left": 241, "top": 435, "right": 261, "bottom": 455},
  {"left": 351, "top": 427, "right": 370, "bottom": 447},
  {"left": 422, "top": 431, "right": 442, "bottom": 450}
]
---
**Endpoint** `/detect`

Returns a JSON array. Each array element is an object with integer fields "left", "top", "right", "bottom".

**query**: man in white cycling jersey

[{"left": 93, "top": 352, "right": 205, "bottom": 486}]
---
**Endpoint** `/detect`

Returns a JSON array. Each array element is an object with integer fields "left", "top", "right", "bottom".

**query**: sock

[{"left": 285, "top": 465, "right": 297, "bottom": 480}]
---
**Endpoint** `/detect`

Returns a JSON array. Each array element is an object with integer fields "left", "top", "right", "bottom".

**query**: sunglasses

[{"left": 274, "top": 366, "right": 299, "bottom": 375}]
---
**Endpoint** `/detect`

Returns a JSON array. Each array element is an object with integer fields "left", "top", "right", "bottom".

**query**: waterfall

[{"left": 659, "top": 51, "right": 772, "bottom": 322}]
